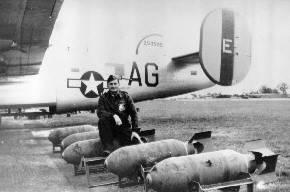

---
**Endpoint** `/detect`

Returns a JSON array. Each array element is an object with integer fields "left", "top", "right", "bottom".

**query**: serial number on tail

[{"left": 143, "top": 40, "right": 163, "bottom": 48}]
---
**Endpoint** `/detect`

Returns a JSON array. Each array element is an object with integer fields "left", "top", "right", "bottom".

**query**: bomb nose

[{"left": 145, "top": 174, "right": 152, "bottom": 186}]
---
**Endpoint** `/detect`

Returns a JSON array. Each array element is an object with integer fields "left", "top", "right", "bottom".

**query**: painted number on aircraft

[
  {"left": 143, "top": 40, "right": 163, "bottom": 48},
  {"left": 128, "top": 62, "right": 159, "bottom": 87},
  {"left": 222, "top": 38, "right": 233, "bottom": 54}
]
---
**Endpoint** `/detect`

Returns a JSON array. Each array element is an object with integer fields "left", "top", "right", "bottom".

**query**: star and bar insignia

[{"left": 67, "top": 71, "right": 105, "bottom": 98}]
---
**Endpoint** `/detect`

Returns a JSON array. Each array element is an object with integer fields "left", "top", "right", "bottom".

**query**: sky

[{"left": 47, "top": 0, "right": 290, "bottom": 94}]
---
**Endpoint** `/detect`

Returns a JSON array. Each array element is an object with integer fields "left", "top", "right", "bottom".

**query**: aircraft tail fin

[
  {"left": 188, "top": 131, "right": 213, "bottom": 153},
  {"left": 245, "top": 139, "right": 279, "bottom": 183},
  {"left": 199, "top": 8, "right": 251, "bottom": 86}
]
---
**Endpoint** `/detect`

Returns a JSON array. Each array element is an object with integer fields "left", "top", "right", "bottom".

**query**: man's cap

[{"left": 107, "top": 75, "right": 119, "bottom": 83}]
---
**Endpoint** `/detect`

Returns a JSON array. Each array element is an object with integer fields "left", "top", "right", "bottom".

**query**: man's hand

[{"left": 113, "top": 114, "right": 122, "bottom": 126}]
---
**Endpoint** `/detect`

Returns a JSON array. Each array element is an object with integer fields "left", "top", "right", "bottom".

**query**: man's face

[{"left": 107, "top": 79, "right": 120, "bottom": 92}]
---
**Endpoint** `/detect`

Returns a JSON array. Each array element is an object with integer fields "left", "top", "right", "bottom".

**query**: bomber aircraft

[{"left": 0, "top": 0, "right": 251, "bottom": 124}]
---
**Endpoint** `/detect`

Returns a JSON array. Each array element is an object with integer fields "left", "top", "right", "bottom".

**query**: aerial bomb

[
  {"left": 62, "top": 138, "right": 105, "bottom": 165},
  {"left": 145, "top": 141, "right": 278, "bottom": 192},
  {"left": 48, "top": 125, "right": 98, "bottom": 146},
  {"left": 62, "top": 129, "right": 156, "bottom": 165},
  {"left": 61, "top": 131, "right": 99, "bottom": 149},
  {"left": 105, "top": 131, "right": 211, "bottom": 178}
]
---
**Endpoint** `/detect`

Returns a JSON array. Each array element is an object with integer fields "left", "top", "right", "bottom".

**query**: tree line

[{"left": 259, "top": 82, "right": 288, "bottom": 95}]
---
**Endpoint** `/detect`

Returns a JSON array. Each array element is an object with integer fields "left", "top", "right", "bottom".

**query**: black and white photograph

[{"left": 0, "top": 0, "right": 289, "bottom": 191}]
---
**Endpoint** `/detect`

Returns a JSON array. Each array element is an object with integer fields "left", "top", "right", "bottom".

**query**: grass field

[{"left": 5, "top": 98, "right": 289, "bottom": 192}]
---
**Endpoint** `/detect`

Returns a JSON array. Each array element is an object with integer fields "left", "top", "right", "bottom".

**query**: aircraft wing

[{"left": 0, "top": 0, "right": 63, "bottom": 80}]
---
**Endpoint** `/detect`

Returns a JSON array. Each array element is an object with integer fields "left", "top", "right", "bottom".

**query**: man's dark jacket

[{"left": 97, "top": 90, "right": 138, "bottom": 129}]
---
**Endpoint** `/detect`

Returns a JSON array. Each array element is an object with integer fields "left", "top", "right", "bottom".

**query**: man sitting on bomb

[{"left": 97, "top": 75, "right": 139, "bottom": 156}]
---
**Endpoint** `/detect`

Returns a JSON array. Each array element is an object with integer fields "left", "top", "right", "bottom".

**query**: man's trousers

[{"left": 98, "top": 117, "right": 132, "bottom": 151}]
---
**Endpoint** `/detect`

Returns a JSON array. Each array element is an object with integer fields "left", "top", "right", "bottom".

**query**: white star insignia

[{"left": 82, "top": 73, "right": 101, "bottom": 95}]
